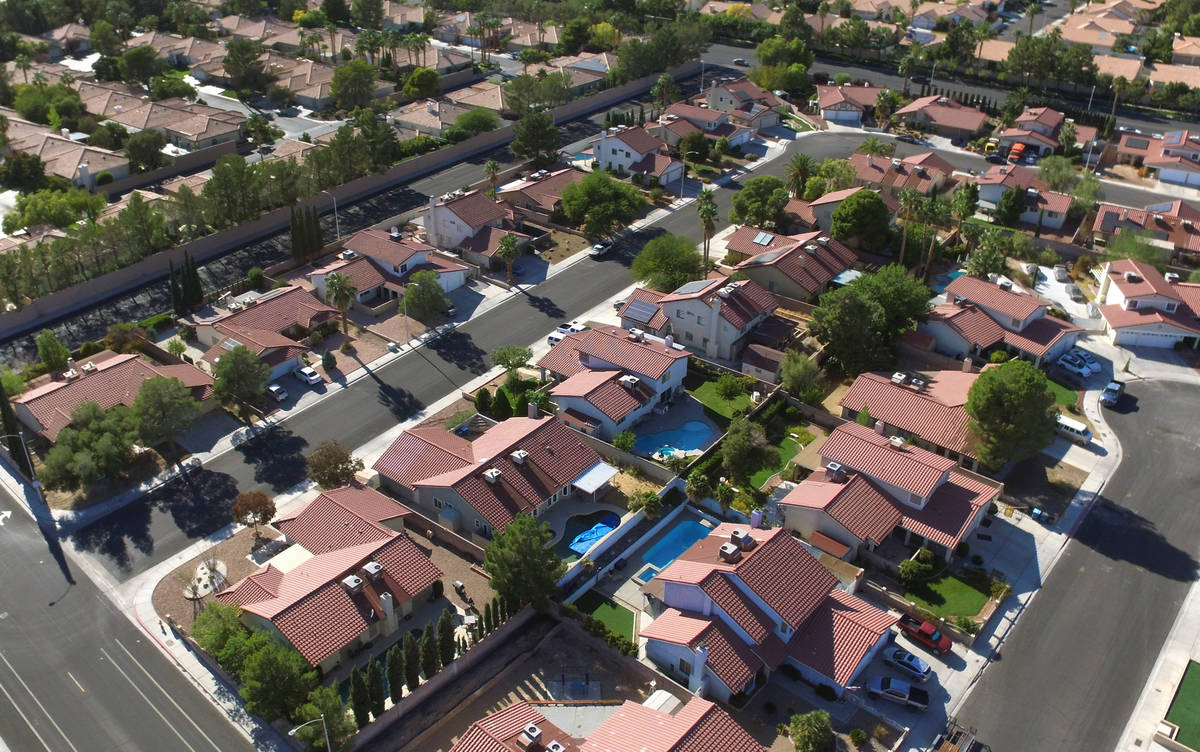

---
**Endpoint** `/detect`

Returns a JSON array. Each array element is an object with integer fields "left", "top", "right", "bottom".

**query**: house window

[
  {"left": 1011, "top": 318, "right": 1021, "bottom": 328},
  {"left": 677, "top": 310, "right": 684, "bottom": 319},
  {"left": 702, "top": 337, "right": 709, "bottom": 348},
  {"left": 768, "top": 280, "right": 777, "bottom": 291},
  {"left": 697, "top": 316, "right": 704, "bottom": 326},
  {"left": 1167, "top": 302, "right": 1179, "bottom": 312},
  {"left": 400, "top": 263, "right": 408, "bottom": 273},
  {"left": 1127, "top": 299, "right": 1139, "bottom": 309},
  {"left": 679, "top": 658, "right": 692, "bottom": 675},
  {"left": 474, "top": 518, "right": 482, "bottom": 528},
  {"left": 433, "top": 498, "right": 443, "bottom": 509},
  {"left": 685, "top": 331, "right": 693, "bottom": 341}
]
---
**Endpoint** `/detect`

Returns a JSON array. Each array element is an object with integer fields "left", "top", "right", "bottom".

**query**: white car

[
  {"left": 267, "top": 383, "right": 288, "bottom": 402},
  {"left": 1056, "top": 355, "right": 1091, "bottom": 379},
  {"left": 556, "top": 321, "right": 588, "bottom": 335},
  {"left": 294, "top": 366, "right": 322, "bottom": 385},
  {"left": 1070, "top": 348, "right": 1099, "bottom": 371},
  {"left": 589, "top": 242, "right": 610, "bottom": 258}
]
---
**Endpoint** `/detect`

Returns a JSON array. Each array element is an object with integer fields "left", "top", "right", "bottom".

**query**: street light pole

[
  {"left": 321, "top": 190, "right": 341, "bottom": 240},
  {"left": 679, "top": 150, "right": 699, "bottom": 197},
  {"left": 0, "top": 432, "right": 35, "bottom": 481},
  {"left": 288, "top": 714, "right": 331, "bottom": 751}
]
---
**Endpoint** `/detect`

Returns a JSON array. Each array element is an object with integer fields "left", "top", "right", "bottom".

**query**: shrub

[
  {"left": 990, "top": 578, "right": 1012, "bottom": 601},
  {"left": 78, "top": 340, "right": 105, "bottom": 357},
  {"left": 310, "top": 330, "right": 325, "bottom": 346},
  {"left": 340, "top": 340, "right": 354, "bottom": 353},
  {"left": 322, "top": 351, "right": 336, "bottom": 371},
  {"left": 955, "top": 541, "right": 970, "bottom": 558},
  {"left": 971, "top": 554, "right": 984, "bottom": 565},
  {"left": 247, "top": 267, "right": 265, "bottom": 290},
  {"left": 631, "top": 172, "right": 643, "bottom": 185},
  {"left": 475, "top": 387, "right": 493, "bottom": 415},
  {"left": 850, "top": 728, "right": 868, "bottom": 746},
  {"left": 898, "top": 558, "right": 932, "bottom": 585},
  {"left": 915, "top": 547, "right": 934, "bottom": 565},
  {"left": 874, "top": 724, "right": 889, "bottom": 741},
  {"left": 649, "top": 187, "right": 664, "bottom": 202},
  {"left": 95, "top": 171, "right": 113, "bottom": 185},
  {"left": 956, "top": 615, "right": 980, "bottom": 634},
  {"left": 138, "top": 312, "right": 174, "bottom": 333},
  {"left": 178, "top": 323, "right": 196, "bottom": 341},
  {"left": 613, "top": 430, "right": 636, "bottom": 452},
  {"left": 814, "top": 684, "right": 837, "bottom": 701},
  {"left": 1038, "top": 249, "right": 1059, "bottom": 266},
  {"left": 989, "top": 350, "right": 1010, "bottom": 363},
  {"left": 715, "top": 372, "right": 744, "bottom": 400},
  {"left": 432, "top": 579, "right": 444, "bottom": 599}
]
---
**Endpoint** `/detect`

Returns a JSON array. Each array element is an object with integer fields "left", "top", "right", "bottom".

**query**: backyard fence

[
  {"left": 860, "top": 580, "right": 978, "bottom": 647},
  {"left": 572, "top": 432, "right": 676, "bottom": 486}
]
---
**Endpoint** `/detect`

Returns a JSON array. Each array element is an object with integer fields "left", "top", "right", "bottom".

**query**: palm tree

[
  {"left": 465, "top": 24, "right": 481, "bottom": 62},
  {"left": 858, "top": 135, "right": 891, "bottom": 157},
  {"left": 696, "top": 189, "right": 717, "bottom": 268},
  {"left": 325, "top": 272, "right": 358, "bottom": 333},
  {"left": 411, "top": 32, "right": 431, "bottom": 67},
  {"left": 326, "top": 24, "right": 339, "bottom": 65},
  {"left": 1028, "top": 2, "right": 1041, "bottom": 35},
  {"left": 897, "top": 188, "right": 922, "bottom": 267},
  {"left": 786, "top": 153, "right": 816, "bottom": 198},
  {"left": 14, "top": 54, "right": 30, "bottom": 84},
  {"left": 495, "top": 233, "right": 522, "bottom": 283},
  {"left": 919, "top": 197, "right": 949, "bottom": 279},
  {"left": 974, "top": 21, "right": 996, "bottom": 61},
  {"left": 817, "top": 1, "right": 830, "bottom": 39},
  {"left": 1110, "top": 75, "right": 1130, "bottom": 123},
  {"left": 484, "top": 160, "right": 501, "bottom": 194}
]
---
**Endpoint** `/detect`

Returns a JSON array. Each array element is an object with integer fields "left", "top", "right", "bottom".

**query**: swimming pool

[
  {"left": 634, "top": 420, "right": 713, "bottom": 455},
  {"left": 643, "top": 520, "right": 711, "bottom": 570},
  {"left": 553, "top": 510, "right": 620, "bottom": 561},
  {"left": 932, "top": 270, "right": 966, "bottom": 294}
]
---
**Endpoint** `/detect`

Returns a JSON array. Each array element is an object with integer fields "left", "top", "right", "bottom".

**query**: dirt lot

[
  {"left": 153, "top": 526, "right": 284, "bottom": 632},
  {"left": 538, "top": 228, "right": 590, "bottom": 264},
  {"left": 600, "top": 470, "right": 661, "bottom": 509},
  {"left": 1001, "top": 454, "right": 1089, "bottom": 516}
]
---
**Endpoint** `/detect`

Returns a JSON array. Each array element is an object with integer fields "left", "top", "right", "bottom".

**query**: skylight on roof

[
  {"left": 753, "top": 249, "right": 785, "bottom": 264},
  {"left": 221, "top": 339, "right": 242, "bottom": 351},
  {"left": 753, "top": 231, "right": 774, "bottom": 246}
]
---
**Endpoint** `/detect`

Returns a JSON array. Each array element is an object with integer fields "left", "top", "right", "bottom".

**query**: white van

[
  {"left": 547, "top": 331, "right": 565, "bottom": 346},
  {"left": 1055, "top": 414, "right": 1092, "bottom": 445}
]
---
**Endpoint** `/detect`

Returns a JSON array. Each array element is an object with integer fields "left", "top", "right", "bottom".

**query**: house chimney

[
  {"left": 426, "top": 195, "right": 438, "bottom": 247},
  {"left": 962, "top": 356, "right": 974, "bottom": 373},
  {"left": 527, "top": 401, "right": 538, "bottom": 419},
  {"left": 1097, "top": 262, "right": 1112, "bottom": 302},
  {"left": 379, "top": 592, "right": 395, "bottom": 621},
  {"left": 874, "top": 419, "right": 886, "bottom": 435},
  {"left": 689, "top": 643, "right": 709, "bottom": 693}
]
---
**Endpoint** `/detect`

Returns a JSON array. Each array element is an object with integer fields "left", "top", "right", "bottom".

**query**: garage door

[
  {"left": 1116, "top": 329, "right": 1185, "bottom": 347},
  {"left": 823, "top": 110, "right": 860, "bottom": 125}
]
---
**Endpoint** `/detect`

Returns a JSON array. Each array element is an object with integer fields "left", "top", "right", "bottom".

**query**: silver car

[{"left": 883, "top": 647, "right": 932, "bottom": 683}]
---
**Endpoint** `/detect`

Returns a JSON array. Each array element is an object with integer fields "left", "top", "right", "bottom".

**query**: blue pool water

[
  {"left": 634, "top": 421, "right": 713, "bottom": 455},
  {"left": 643, "top": 520, "right": 711, "bottom": 570},
  {"left": 932, "top": 270, "right": 966, "bottom": 294}
]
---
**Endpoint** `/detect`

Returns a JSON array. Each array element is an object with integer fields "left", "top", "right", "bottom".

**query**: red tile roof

[
  {"left": 701, "top": 571, "right": 775, "bottom": 642},
  {"left": 373, "top": 426, "right": 474, "bottom": 491},
  {"left": 999, "top": 126, "right": 1059, "bottom": 150},
  {"left": 275, "top": 484, "right": 412, "bottom": 554},
  {"left": 781, "top": 474, "right": 901, "bottom": 544},
  {"left": 659, "top": 277, "right": 777, "bottom": 330},
  {"left": 639, "top": 609, "right": 763, "bottom": 694},
  {"left": 664, "top": 102, "right": 725, "bottom": 127},
  {"left": 310, "top": 255, "right": 387, "bottom": 293},
  {"left": 581, "top": 698, "right": 763, "bottom": 752},
  {"left": 537, "top": 325, "right": 690, "bottom": 381},
  {"left": 808, "top": 531, "right": 850, "bottom": 558},
  {"left": 975, "top": 164, "right": 1048, "bottom": 192},
  {"left": 603, "top": 125, "right": 666, "bottom": 155},
  {"left": 342, "top": 229, "right": 436, "bottom": 269},
  {"left": 617, "top": 287, "right": 669, "bottom": 330},
  {"left": 742, "top": 344, "right": 784, "bottom": 373},
  {"left": 820, "top": 422, "right": 957, "bottom": 499},
  {"left": 945, "top": 274, "right": 1050, "bottom": 322},
  {"left": 724, "top": 225, "right": 799, "bottom": 256},
  {"left": 840, "top": 370, "right": 977, "bottom": 458},
  {"left": 630, "top": 153, "right": 681, "bottom": 179},
  {"left": 14, "top": 352, "right": 212, "bottom": 441},
  {"left": 460, "top": 226, "right": 532, "bottom": 259},
  {"left": 451, "top": 702, "right": 581, "bottom": 752},
  {"left": 896, "top": 95, "right": 989, "bottom": 132},
  {"left": 849, "top": 151, "right": 954, "bottom": 193},
  {"left": 1001, "top": 314, "right": 1081, "bottom": 357},
  {"left": 441, "top": 190, "right": 514, "bottom": 229},
  {"left": 1106, "top": 258, "right": 1183, "bottom": 301},
  {"left": 209, "top": 285, "right": 338, "bottom": 336},
  {"left": 201, "top": 327, "right": 309, "bottom": 368},
  {"left": 787, "top": 588, "right": 897, "bottom": 686},
  {"left": 815, "top": 84, "right": 888, "bottom": 111},
  {"left": 496, "top": 167, "right": 586, "bottom": 212},
  {"left": 902, "top": 471, "right": 995, "bottom": 548},
  {"left": 217, "top": 533, "right": 441, "bottom": 666},
  {"left": 549, "top": 369, "right": 651, "bottom": 422},
  {"left": 734, "top": 231, "right": 858, "bottom": 298},
  {"left": 1099, "top": 303, "right": 1200, "bottom": 334},
  {"left": 1016, "top": 106, "right": 1064, "bottom": 131}
]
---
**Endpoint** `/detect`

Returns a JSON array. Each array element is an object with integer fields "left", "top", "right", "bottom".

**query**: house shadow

[
  {"left": 233, "top": 426, "right": 310, "bottom": 493},
  {"left": 1073, "top": 498, "right": 1199, "bottom": 583}
]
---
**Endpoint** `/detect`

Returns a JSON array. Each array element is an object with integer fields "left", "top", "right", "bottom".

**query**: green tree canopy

[
  {"left": 40, "top": 402, "right": 137, "bottom": 490},
  {"left": 721, "top": 416, "right": 767, "bottom": 482},
  {"left": 790, "top": 710, "right": 834, "bottom": 752},
  {"left": 133, "top": 376, "right": 200, "bottom": 448},
  {"left": 560, "top": 171, "right": 646, "bottom": 238},
  {"left": 829, "top": 189, "right": 890, "bottom": 252},
  {"left": 223, "top": 39, "right": 270, "bottom": 92},
  {"left": 403, "top": 269, "right": 450, "bottom": 319},
  {"left": 332, "top": 59, "right": 378, "bottom": 110},
  {"left": 293, "top": 686, "right": 357, "bottom": 750},
  {"left": 401, "top": 66, "right": 439, "bottom": 100},
  {"left": 239, "top": 638, "right": 318, "bottom": 722},
  {"left": 809, "top": 286, "right": 890, "bottom": 376},
  {"left": 3, "top": 187, "right": 105, "bottom": 233},
  {"left": 729, "top": 175, "right": 789, "bottom": 229},
  {"left": 1104, "top": 228, "right": 1167, "bottom": 271},
  {"left": 482, "top": 515, "right": 565, "bottom": 611},
  {"left": 455, "top": 107, "right": 498, "bottom": 135},
  {"left": 192, "top": 601, "right": 246, "bottom": 656},
  {"left": 779, "top": 350, "right": 825, "bottom": 404},
  {"left": 850, "top": 263, "right": 932, "bottom": 342},
  {"left": 510, "top": 110, "right": 560, "bottom": 164},
  {"left": 117, "top": 45, "right": 161, "bottom": 84},
  {"left": 212, "top": 344, "right": 270, "bottom": 418},
  {"left": 966, "top": 359, "right": 1056, "bottom": 469},
  {"left": 993, "top": 186, "right": 1026, "bottom": 227},
  {"left": 36, "top": 329, "right": 70, "bottom": 370},
  {"left": 1037, "top": 155, "right": 1079, "bottom": 193},
  {"left": 631, "top": 233, "right": 703, "bottom": 292}
]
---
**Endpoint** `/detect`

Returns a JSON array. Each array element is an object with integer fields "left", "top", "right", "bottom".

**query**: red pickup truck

[{"left": 897, "top": 615, "right": 953, "bottom": 656}]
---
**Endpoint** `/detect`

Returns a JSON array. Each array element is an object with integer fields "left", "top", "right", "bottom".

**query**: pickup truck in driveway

[
  {"left": 1100, "top": 380, "right": 1125, "bottom": 407},
  {"left": 898, "top": 615, "right": 953, "bottom": 655},
  {"left": 866, "top": 676, "right": 930, "bottom": 711}
]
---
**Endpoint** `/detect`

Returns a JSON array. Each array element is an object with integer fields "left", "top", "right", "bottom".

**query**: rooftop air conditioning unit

[
  {"left": 342, "top": 574, "right": 364, "bottom": 593},
  {"left": 817, "top": 236, "right": 830, "bottom": 246},
  {"left": 909, "top": 376, "right": 926, "bottom": 389},
  {"left": 1184, "top": 219, "right": 1194, "bottom": 227},
  {"left": 937, "top": 96, "right": 950, "bottom": 105},
  {"left": 619, "top": 375, "right": 640, "bottom": 389},
  {"left": 999, "top": 280, "right": 1013, "bottom": 291},
  {"left": 717, "top": 285, "right": 734, "bottom": 298},
  {"left": 1124, "top": 271, "right": 1140, "bottom": 283},
  {"left": 64, "top": 368, "right": 78, "bottom": 380},
  {"left": 483, "top": 468, "right": 502, "bottom": 484},
  {"left": 628, "top": 328, "right": 644, "bottom": 341},
  {"left": 718, "top": 542, "right": 742, "bottom": 563},
  {"left": 81, "top": 361, "right": 97, "bottom": 373},
  {"left": 826, "top": 461, "right": 843, "bottom": 475},
  {"left": 731, "top": 528, "right": 756, "bottom": 550},
  {"left": 546, "top": 742, "right": 566, "bottom": 752},
  {"left": 1165, "top": 272, "right": 1181, "bottom": 283},
  {"left": 339, "top": 250, "right": 357, "bottom": 259},
  {"left": 804, "top": 244, "right": 819, "bottom": 254},
  {"left": 390, "top": 225, "right": 400, "bottom": 238},
  {"left": 522, "top": 723, "right": 542, "bottom": 745},
  {"left": 1026, "top": 187, "right": 1039, "bottom": 197},
  {"left": 891, "top": 371, "right": 907, "bottom": 385},
  {"left": 1154, "top": 214, "right": 1164, "bottom": 221},
  {"left": 510, "top": 449, "right": 529, "bottom": 464},
  {"left": 889, "top": 435, "right": 905, "bottom": 449},
  {"left": 361, "top": 561, "right": 383, "bottom": 580},
  {"left": 891, "top": 158, "right": 902, "bottom": 168}
]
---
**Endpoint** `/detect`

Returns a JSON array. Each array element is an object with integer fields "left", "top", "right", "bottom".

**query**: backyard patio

[{"left": 630, "top": 396, "right": 722, "bottom": 458}]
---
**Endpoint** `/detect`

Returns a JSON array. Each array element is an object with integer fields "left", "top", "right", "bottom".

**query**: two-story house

[
  {"left": 658, "top": 277, "right": 778, "bottom": 360},
  {"left": 549, "top": 368, "right": 660, "bottom": 440},
  {"left": 1091, "top": 200, "right": 1200, "bottom": 262},
  {"left": 814, "top": 84, "right": 890, "bottom": 126},
  {"left": 308, "top": 229, "right": 470, "bottom": 314},
  {"left": 848, "top": 151, "right": 957, "bottom": 196},
  {"left": 639, "top": 523, "right": 897, "bottom": 702},
  {"left": 997, "top": 106, "right": 1098, "bottom": 157},
  {"left": 216, "top": 484, "right": 442, "bottom": 674},
  {"left": 973, "top": 164, "right": 1071, "bottom": 229},
  {"left": 537, "top": 325, "right": 691, "bottom": 401},
  {"left": 373, "top": 416, "right": 617, "bottom": 540},
  {"left": 592, "top": 126, "right": 684, "bottom": 186},
  {"left": 704, "top": 78, "right": 786, "bottom": 132},
  {"left": 779, "top": 421, "right": 1002, "bottom": 560},
  {"left": 920, "top": 274, "right": 1082, "bottom": 365},
  {"left": 424, "top": 190, "right": 531, "bottom": 268},
  {"left": 1096, "top": 259, "right": 1200, "bottom": 348},
  {"left": 840, "top": 369, "right": 980, "bottom": 470},
  {"left": 731, "top": 230, "right": 859, "bottom": 302}
]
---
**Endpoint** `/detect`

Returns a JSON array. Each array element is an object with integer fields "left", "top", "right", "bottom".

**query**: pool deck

[
  {"left": 633, "top": 396, "right": 722, "bottom": 456},
  {"left": 542, "top": 500, "right": 630, "bottom": 548}
]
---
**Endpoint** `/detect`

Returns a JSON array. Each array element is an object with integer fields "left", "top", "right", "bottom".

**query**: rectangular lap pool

[{"left": 642, "top": 520, "right": 711, "bottom": 570}]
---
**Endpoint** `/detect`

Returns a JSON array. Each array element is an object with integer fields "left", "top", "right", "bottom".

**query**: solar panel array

[
  {"left": 673, "top": 279, "right": 711, "bottom": 295},
  {"left": 623, "top": 299, "right": 660, "bottom": 324}
]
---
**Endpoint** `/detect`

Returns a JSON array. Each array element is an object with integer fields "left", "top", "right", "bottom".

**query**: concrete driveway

[
  {"left": 1033, "top": 265, "right": 1094, "bottom": 322},
  {"left": 1041, "top": 435, "right": 1107, "bottom": 474}
]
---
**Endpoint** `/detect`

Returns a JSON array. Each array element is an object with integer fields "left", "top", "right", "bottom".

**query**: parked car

[
  {"left": 897, "top": 615, "right": 953, "bottom": 655},
  {"left": 1100, "top": 380, "right": 1125, "bottom": 407},
  {"left": 613, "top": 299, "right": 627, "bottom": 310},
  {"left": 1058, "top": 352, "right": 1098, "bottom": 376},
  {"left": 986, "top": 154, "right": 1006, "bottom": 164},
  {"left": 1056, "top": 355, "right": 1091, "bottom": 379},
  {"left": 556, "top": 321, "right": 587, "bottom": 334},
  {"left": 883, "top": 647, "right": 932, "bottom": 683},
  {"left": 911, "top": 74, "right": 930, "bottom": 84},
  {"left": 732, "top": 57, "right": 750, "bottom": 66},
  {"left": 589, "top": 242, "right": 610, "bottom": 258},
  {"left": 547, "top": 331, "right": 565, "bottom": 346},
  {"left": 267, "top": 383, "right": 288, "bottom": 402},
  {"left": 897, "top": 134, "right": 920, "bottom": 144},
  {"left": 866, "top": 676, "right": 930, "bottom": 711},
  {"left": 1070, "top": 348, "right": 1099, "bottom": 370},
  {"left": 1055, "top": 414, "right": 1092, "bottom": 444},
  {"left": 293, "top": 366, "right": 322, "bottom": 385},
  {"left": 1053, "top": 264, "right": 1070, "bottom": 282}
]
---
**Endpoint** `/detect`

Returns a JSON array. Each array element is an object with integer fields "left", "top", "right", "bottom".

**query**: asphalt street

[
  {"left": 0, "top": 501, "right": 260, "bottom": 752},
  {"left": 957, "top": 379, "right": 1200, "bottom": 752},
  {"left": 65, "top": 130, "right": 1183, "bottom": 583}
]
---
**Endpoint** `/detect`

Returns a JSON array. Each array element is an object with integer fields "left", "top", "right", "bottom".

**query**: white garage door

[
  {"left": 1116, "top": 329, "right": 1185, "bottom": 348},
  {"left": 823, "top": 109, "right": 860, "bottom": 125}
]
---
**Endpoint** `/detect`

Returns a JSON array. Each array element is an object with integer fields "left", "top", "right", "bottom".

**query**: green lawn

[
  {"left": 1169, "top": 661, "right": 1200, "bottom": 749},
  {"left": 574, "top": 591, "right": 635, "bottom": 640},
  {"left": 748, "top": 436, "right": 799, "bottom": 489},
  {"left": 1046, "top": 379, "right": 1079, "bottom": 407},
  {"left": 904, "top": 573, "right": 990, "bottom": 620},
  {"left": 685, "top": 373, "right": 751, "bottom": 422}
]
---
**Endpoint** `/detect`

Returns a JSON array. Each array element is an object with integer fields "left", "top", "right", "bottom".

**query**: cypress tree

[
  {"left": 349, "top": 667, "right": 370, "bottom": 728},
  {"left": 474, "top": 387, "right": 492, "bottom": 416},
  {"left": 420, "top": 623, "right": 440, "bottom": 677},
  {"left": 638, "top": 105, "right": 645, "bottom": 125},
  {"left": 386, "top": 645, "right": 404, "bottom": 704},
  {"left": 289, "top": 207, "right": 302, "bottom": 260},
  {"left": 483, "top": 601, "right": 494, "bottom": 633},
  {"left": 403, "top": 633, "right": 420, "bottom": 691},
  {"left": 310, "top": 206, "right": 324, "bottom": 255},
  {"left": 0, "top": 381, "right": 31, "bottom": 477},
  {"left": 492, "top": 595, "right": 503, "bottom": 626},
  {"left": 169, "top": 260, "right": 183, "bottom": 316},
  {"left": 366, "top": 659, "right": 385, "bottom": 717},
  {"left": 437, "top": 608, "right": 455, "bottom": 666}
]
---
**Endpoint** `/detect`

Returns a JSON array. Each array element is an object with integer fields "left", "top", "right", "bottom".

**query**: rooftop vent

[
  {"left": 628, "top": 328, "right": 644, "bottom": 341},
  {"left": 825, "top": 461, "right": 844, "bottom": 479},
  {"left": 998, "top": 280, "right": 1013, "bottom": 291},
  {"left": 888, "top": 435, "right": 905, "bottom": 449},
  {"left": 718, "top": 542, "right": 742, "bottom": 563},
  {"left": 891, "top": 158, "right": 901, "bottom": 168},
  {"left": 891, "top": 371, "right": 907, "bottom": 385},
  {"left": 817, "top": 236, "right": 830, "bottom": 246},
  {"left": 339, "top": 250, "right": 357, "bottom": 260},
  {"left": 937, "top": 96, "right": 950, "bottom": 105},
  {"left": 619, "top": 374, "right": 640, "bottom": 389},
  {"left": 1124, "top": 271, "right": 1140, "bottom": 283},
  {"left": 1184, "top": 219, "right": 1194, "bottom": 227},
  {"left": 546, "top": 742, "right": 566, "bottom": 752},
  {"left": 483, "top": 468, "right": 502, "bottom": 484},
  {"left": 81, "top": 361, "right": 97, "bottom": 373},
  {"left": 362, "top": 561, "right": 383, "bottom": 580},
  {"left": 909, "top": 376, "right": 926, "bottom": 389},
  {"left": 342, "top": 574, "right": 364, "bottom": 593},
  {"left": 804, "top": 244, "right": 819, "bottom": 254},
  {"left": 1026, "top": 187, "right": 1039, "bottom": 197},
  {"left": 510, "top": 449, "right": 529, "bottom": 464},
  {"left": 390, "top": 225, "right": 400, "bottom": 238},
  {"left": 1154, "top": 213, "right": 1164, "bottom": 221}
]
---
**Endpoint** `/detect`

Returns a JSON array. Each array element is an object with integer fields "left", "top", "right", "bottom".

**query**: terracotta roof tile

[
  {"left": 537, "top": 325, "right": 690, "bottom": 381},
  {"left": 617, "top": 287, "right": 669, "bottom": 330},
  {"left": 840, "top": 371, "right": 977, "bottom": 458},
  {"left": 373, "top": 426, "right": 473, "bottom": 491},
  {"left": 549, "top": 369, "right": 651, "bottom": 422},
  {"left": 945, "top": 274, "right": 1050, "bottom": 321},
  {"left": 788, "top": 589, "right": 897, "bottom": 686},
  {"left": 275, "top": 484, "right": 412, "bottom": 554},
  {"left": 342, "top": 229, "right": 436, "bottom": 269},
  {"left": 582, "top": 698, "right": 763, "bottom": 752},
  {"left": 927, "top": 302, "right": 1006, "bottom": 350},
  {"left": 441, "top": 190, "right": 513, "bottom": 229},
  {"left": 820, "top": 422, "right": 957, "bottom": 498}
]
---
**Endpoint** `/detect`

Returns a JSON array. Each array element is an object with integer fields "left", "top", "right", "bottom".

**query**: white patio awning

[{"left": 572, "top": 461, "right": 619, "bottom": 494}]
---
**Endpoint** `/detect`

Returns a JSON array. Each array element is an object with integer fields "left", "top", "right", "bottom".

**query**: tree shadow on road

[
  {"left": 1074, "top": 498, "right": 1199, "bottom": 583},
  {"left": 233, "top": 426, "right": 310, "bottom": 493},
  {"left": 67, "top": 497, "right": 154, "bottom": 575},
  {"left": 519, "top": 289, "right": 564, "bottom": 320},
  {"left": 425, "top": 331, "right": 488, "bottom": 375},
  {"left": 151, "top": 469, "right": 239, "bottom": 539}
]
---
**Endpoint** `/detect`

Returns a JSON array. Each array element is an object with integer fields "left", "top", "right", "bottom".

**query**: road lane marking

[
  {"left": 112, "top": 639, "right": 224, "bottom": 752},
  {"left": 0, "top": 676, "right": 54, "bottom": 752},
  {"left": 99, "top": 647, "right": 199, "bottom": 752},
  {"left": 65, "top": 673, "right": 84, "bottom": 693},
  {"left": 0, "top": 650, "right": 79, "bottom": 752}
]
